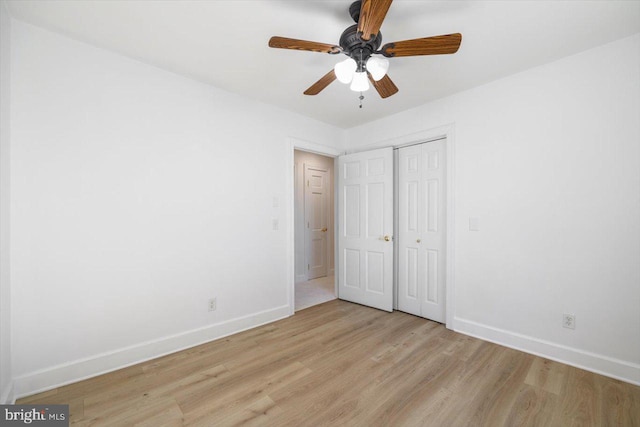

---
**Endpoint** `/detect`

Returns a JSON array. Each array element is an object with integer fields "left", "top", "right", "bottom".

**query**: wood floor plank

[
  {"left": 599, "top": 378, "right": 640, "bottom": 426},
  {"left": 503, "top": 383, "right": 559, "bottom": 427},
  {"left": 212, "top": 395, "right": 284, "bottom": 427},
  {"left": 17, "top": 300, "right": 640, "bottom": 426},
  {"left": 525, "top": 357, "right": 567, "bottom": 395},
  {"left": 181, "top": 361, "right": 311, "bottom": 425},
  {"left": 83, "top": 364, "right": 230, "bottom": 417}
]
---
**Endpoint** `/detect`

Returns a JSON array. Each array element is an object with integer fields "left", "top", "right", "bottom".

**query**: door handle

[
  {"left": 417, "top": 239, "right": 421, "bottom": 243},
  {"left": 321, "top": 228, "right": 328, "bottom": 232},
  {"left": 383, "top": 235, "right": 391, "bottom": 242}
]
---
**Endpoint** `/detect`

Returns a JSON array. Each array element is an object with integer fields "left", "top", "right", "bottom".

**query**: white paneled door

[
  {"left": 305, "top": 165, "right": 329, "bottom": 280},
  {"left": 398, "top": 140, "right": 447, "bottom": 322},
  {"left": 338, "top": 147, "right": 394, "bottom": 312}
]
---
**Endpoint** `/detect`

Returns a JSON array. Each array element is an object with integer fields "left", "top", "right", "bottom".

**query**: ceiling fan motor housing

[{"left": 339, "top": 24, "right": 382, "bottom": 71}]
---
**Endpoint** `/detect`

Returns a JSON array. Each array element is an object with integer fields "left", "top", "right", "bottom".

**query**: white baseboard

[
  {"left": 1, "top": 382, "right": 14, "bottom": 404},
  {"left": 454, "top": 317, "right": 640, "bottom": 386},
  {"left": 13, "top": 305, "right": 291, "bottom": 400}
]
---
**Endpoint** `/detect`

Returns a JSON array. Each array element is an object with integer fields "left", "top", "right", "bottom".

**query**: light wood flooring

[{"left": 19, "top": 300, "right": 640, "bottom": 426}]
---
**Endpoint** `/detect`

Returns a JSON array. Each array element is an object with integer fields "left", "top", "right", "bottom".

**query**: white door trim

[{"left": 287, "top": 138, "right": 340, "bottom": 316}]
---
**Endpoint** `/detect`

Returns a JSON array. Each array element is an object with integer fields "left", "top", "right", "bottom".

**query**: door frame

[
  {"left": 287, "top": 138, "right": 340, "bottom": 316},
  {"left": 286, "top": 123, "right": 456, "bottom": 329}
]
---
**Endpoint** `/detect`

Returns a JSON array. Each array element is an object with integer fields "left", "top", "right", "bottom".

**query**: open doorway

[{"left": 294, "top": 150, "right": 337, "bottom": 311}]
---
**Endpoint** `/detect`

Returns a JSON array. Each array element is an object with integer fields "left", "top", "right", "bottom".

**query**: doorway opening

[{"left": 294, "top": 149, "right": 337, "bottom": 311}]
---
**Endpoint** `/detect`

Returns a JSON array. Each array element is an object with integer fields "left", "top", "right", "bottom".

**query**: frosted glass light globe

[
  {"left": 366, "top": 56, "right": 389, "bottom": 81},
  {"left": 334, "top": 58, "right": 357, "bottom": 84},
  {"left": 350, "top": 71, "right": 370, "bottom": 92}
]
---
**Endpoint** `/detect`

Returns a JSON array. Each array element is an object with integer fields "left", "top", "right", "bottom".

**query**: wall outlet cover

[{"left": 563, "top": 314, "right": 575, "bottom": 329}]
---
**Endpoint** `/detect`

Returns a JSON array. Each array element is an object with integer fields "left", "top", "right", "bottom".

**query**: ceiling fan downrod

[{"left": 338, "top": 1, "right": 383, "bottom": 69}]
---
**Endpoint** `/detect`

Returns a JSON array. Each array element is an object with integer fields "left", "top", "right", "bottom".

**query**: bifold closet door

[
  {"left": 397, "top": 140, "right": 446, "bottom": 322},
  {"left": 338, "top": 147, "right": 394, "bottom": 312}
]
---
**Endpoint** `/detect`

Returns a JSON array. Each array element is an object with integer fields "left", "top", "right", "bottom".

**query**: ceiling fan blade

[
  {"left": 368, "top": 73, "right": 398, "bottom": 98},
  {"left": 304, "top": 70, "right": 337, "bottom": 95},
  {"left": 381, "top": 33, "right": 462, "bottom": 57},
  {"left": 269, "top": 36, "right": 341, "bottom": 54},
  {"left": 357, "top": 0, "right": 393, "bottom": 41}
]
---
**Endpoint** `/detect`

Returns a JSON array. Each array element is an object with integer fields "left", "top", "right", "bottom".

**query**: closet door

[
  {"left": 398, "top": 140, "right": 446, "bottom": 322},
  {"left": 338, "top": 147, "right": 394, "bottom": 312}
]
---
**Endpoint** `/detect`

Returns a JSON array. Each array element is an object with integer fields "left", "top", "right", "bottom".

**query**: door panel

[
  {"left": 398, "top": 140, "right": 447, "bottom": 322},
  {"left": 344, "top": 249, "right": 360, "bottom": 288},
  {"left": 426, "top": 249, "right": 438, "bottom": 303},
  {"left": 344, "top": 185, "right": 360, "bottom": 237},
  {"left": 338, "top": 147, "right": 393, "bottom": 312},
  {"left": 406, "top": 247, "right": 418, "bottom": 298},
  {"left": 367, "top": 183, "right": 385, "bottom": 237},
  {"left": 366, "top": 251, "right": 385, "bottom": 294}
]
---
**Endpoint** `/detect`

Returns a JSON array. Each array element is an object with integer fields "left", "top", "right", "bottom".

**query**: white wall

[
  {"left": 10, "top": 20, "right": 343, "bottom": 397},
  {"left": 0, "top": 0, "right": 13, "bottom": 404},
  {"left": 346, "top": 34, "right": 640, "bottom": 384},
  {"left": 294, "top": 150, "right": 335, "bottom": 283}
]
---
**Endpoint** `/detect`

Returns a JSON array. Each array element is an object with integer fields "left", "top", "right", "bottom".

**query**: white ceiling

[{"left": 6, "top": 0, "right": 640, "bottom": 129}]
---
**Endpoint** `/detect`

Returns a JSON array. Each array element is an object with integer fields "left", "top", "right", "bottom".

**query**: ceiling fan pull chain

[{"left": 359, "top": 92, "right": 364, "bottom": 109}]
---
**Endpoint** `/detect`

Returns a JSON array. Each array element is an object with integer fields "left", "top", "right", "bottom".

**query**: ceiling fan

[{"left": 268, "top": 0, "right": 462, "bottom": 101}]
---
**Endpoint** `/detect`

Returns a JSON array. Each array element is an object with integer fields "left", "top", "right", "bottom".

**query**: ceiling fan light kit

[
  {"left": 366, "top": 56, "right": 389, "bottom": 81},
  {"left": 334, "top": 56, "right": 388, "bottom": 90},
  {"left": 335, "top": 58, "right": 358, "bottom": 84},
  {"left": 268, "top": 0, "right": 462, "bottom": 103},
  {"left": 350, "top": 71, "right": 370, "bottom": 92}
]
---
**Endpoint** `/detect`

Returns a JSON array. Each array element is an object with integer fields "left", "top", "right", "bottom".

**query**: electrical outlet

[
  {"left": 208, "top": 297, "right": 217, "bottom": 312},
  {"left": 563, "top": 314, "right": 575, "bottom": 329}
]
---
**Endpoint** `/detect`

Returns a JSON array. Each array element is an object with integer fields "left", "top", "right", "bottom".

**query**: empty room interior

[{"left": 0, "top": 0, "right": 639, "bottom": 425}]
